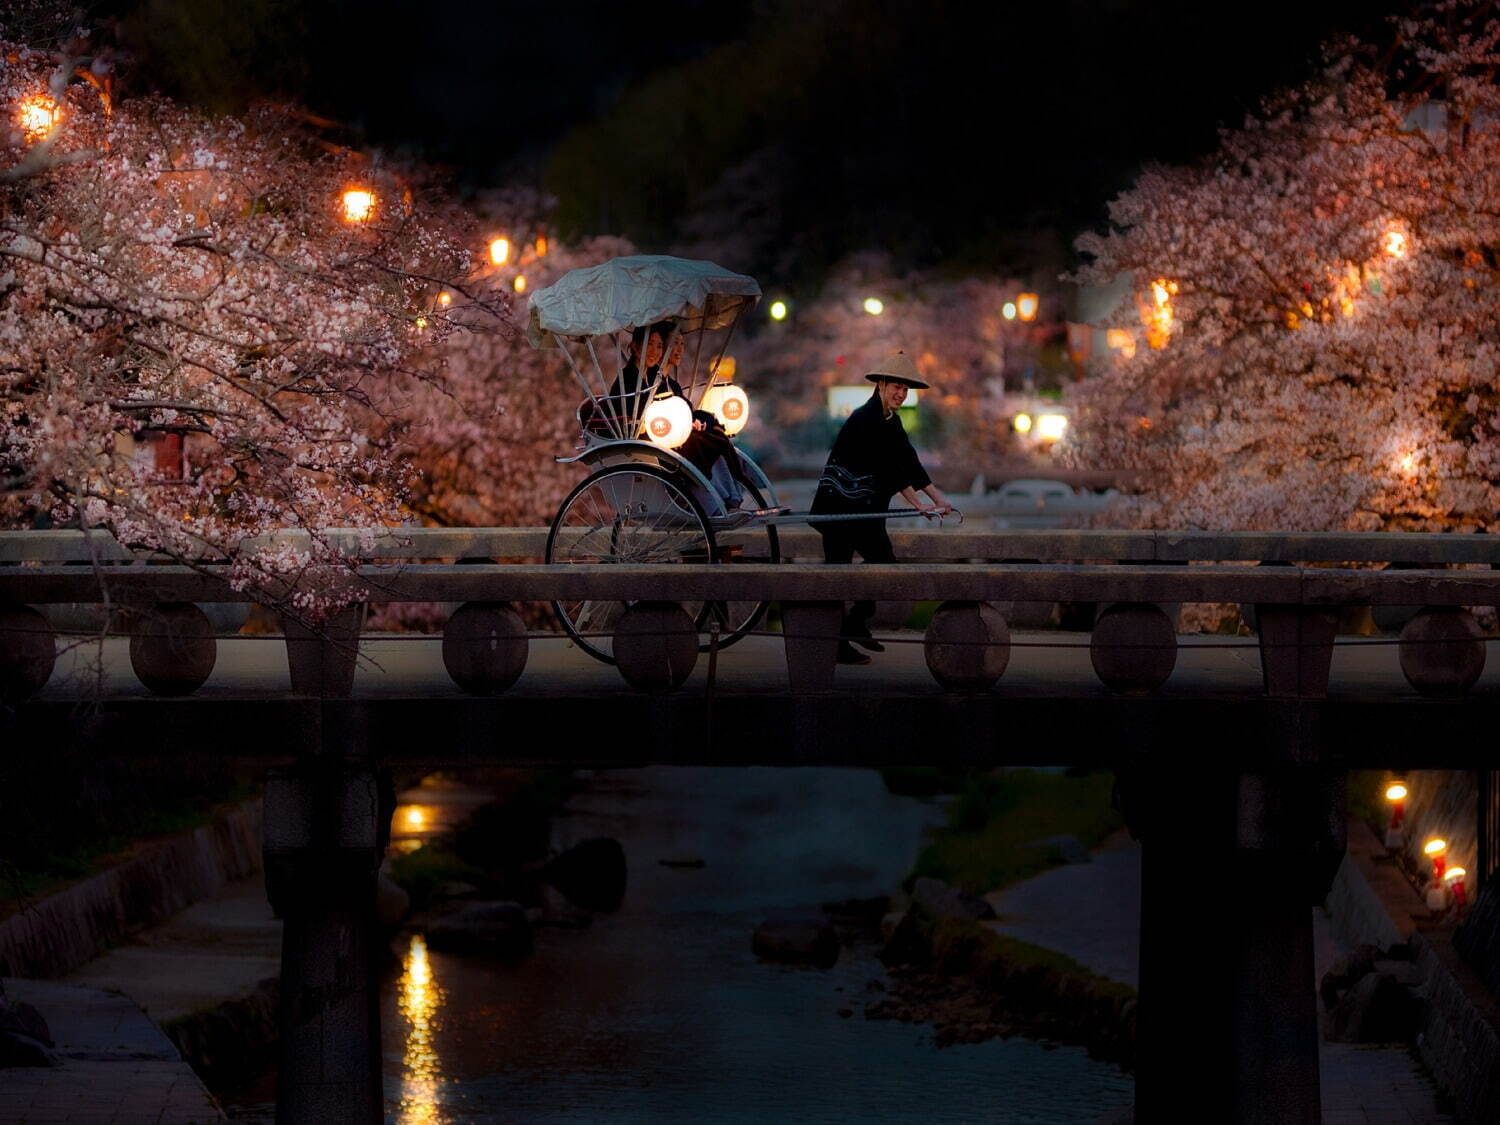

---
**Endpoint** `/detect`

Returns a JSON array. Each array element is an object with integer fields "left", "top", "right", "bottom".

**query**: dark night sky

[{"left": 110, "top": 0, "right": 1416, "bottom": 279}]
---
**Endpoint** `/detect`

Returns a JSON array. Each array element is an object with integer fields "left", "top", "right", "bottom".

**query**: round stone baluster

[
  {"left": 923, "top": 601, "right": 1010, "bottom": 692},
  {"left": 0, "top": 602, "right": 56, "bottom": 702},
  {"left": 1398, "top": 606, "right": 1485, "bottom": 698},
  {"left": 613, "top": 601, "right": 699, "bottom": 693},
  {"left": 441, "top": 602, "right": 528, "bottom": 695},
  {"left": 130, "top": 602, "right": 217, "bottom": 696},
  {"left": 1090, "top": 602, "right": 1177, "bottom": 695}
]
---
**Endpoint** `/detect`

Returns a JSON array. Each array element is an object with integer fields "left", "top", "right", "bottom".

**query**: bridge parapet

[{"left": 2, "top": 529, "right": 1497, "bottom": 704}]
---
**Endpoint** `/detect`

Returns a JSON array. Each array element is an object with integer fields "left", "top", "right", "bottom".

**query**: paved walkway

[
  {"left": 0, "top": 979, "right": 224, "bottom": 1123},
  {"left": 983, "top": 833, "right": 1455, "bottom": 1124},
  {"left": 62, "top": 875, "right": 280, "bottom": 1026}
]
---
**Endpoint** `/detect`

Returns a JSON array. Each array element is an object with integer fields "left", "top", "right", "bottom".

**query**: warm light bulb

[
  {"left": 1013, "top": 412, "right": 1033, "bottom": 434},
  {"left": 643, "top": 394, "right": 693, "bottom": 449},
  {"left": 1036, "top": 413, "right": 1068, "bottom": 442},
  {"left": 701, "top": 384, "right": 750, "bottom": 436},
  {"left": 1017, "top": 292, "right": 1040, "bottom": 322},
  {"left": 437, "top": 292, "right": 452, "bottom": 307},
  {"left": 340, "top": 188, "right": 377, "bottom": 223},
  {"left": 405, "top": 807, "right": 426, "bottom": 829},
  {"left": 1002, "top": 302, "right": 1017, "bottom": 321},
  {"left": 17, "top": 94, "right": 59, "bottom": 143},
  {"left": 1385, "top": 782, "right": 1408, "bottom": 802},
  {"left": 489, "top": 237, "right": 510, "bottom": 265},
  {"left": 863, "top": 297, "right": 884, "bottom": 316},
  {"left": 769, "top": 300, "right": 788, "bottom": 321}
]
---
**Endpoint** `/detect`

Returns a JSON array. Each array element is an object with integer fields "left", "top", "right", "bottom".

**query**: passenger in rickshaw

[{"left": 599, "top": 321, "right": 755, "bottom": 509}]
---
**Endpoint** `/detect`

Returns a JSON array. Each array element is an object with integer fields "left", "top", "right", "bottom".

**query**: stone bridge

[{"left": 2, "top": 527, "right": 1498, "bottom": 1124}]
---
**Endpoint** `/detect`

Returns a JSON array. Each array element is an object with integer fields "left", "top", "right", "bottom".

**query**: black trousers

[{"left": 818, "top": 519, "right": 896, "bottom": 637}]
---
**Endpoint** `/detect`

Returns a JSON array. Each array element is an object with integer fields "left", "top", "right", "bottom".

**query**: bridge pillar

[
  {"left": 263, "top": 705, "right": 386, "bottom": 1125},
  {"left": 1124, "top": 711, "right": 1344, "bottom": 1125}
]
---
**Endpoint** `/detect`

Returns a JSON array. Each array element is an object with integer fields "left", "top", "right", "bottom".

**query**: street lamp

[
  {"left": 1036, "top": 413, "right": 1068, "bottom": 442},
  {"left": 769, "top": 300, "right": 789, "bottom": 321},
  {"left": 17, "top": 93, "right": 60, "bottom": 143},
  {"left": 1002, "top": 302, "right": 1017, "bottom": 321},
  {"left": 863, "top": 297, "right": 884, "bottom": 316},
  {"left": 1012, "top": 412, "right": 1033, "bottom": 435},
  {"left": 340, "top": 187, "right": 377, "bottom": 223}
]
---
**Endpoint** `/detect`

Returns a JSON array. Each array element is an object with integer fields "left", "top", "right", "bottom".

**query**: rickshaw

[{"left": 528, "top": 255, "right": 782, "bottom": 663}]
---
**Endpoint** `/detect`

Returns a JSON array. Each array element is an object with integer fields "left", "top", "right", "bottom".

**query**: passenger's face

[
  {"left": 666, "top": 335, "right": 684, "bottom": 367},
  {"left": 644, "top": 333, "right": 666, "bottom": 367}
]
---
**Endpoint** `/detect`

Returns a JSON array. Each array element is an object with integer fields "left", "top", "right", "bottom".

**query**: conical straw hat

[{"left": 864, "top": 349, "right": 930, "bottom": 389}]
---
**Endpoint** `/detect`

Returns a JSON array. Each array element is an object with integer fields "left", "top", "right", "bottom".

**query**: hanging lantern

[
  {"left": 643, "top": 393, "right": 692, "bottom": 449},
  {"left": 701, "top": 384, "right": 750, "bottom": 436}
]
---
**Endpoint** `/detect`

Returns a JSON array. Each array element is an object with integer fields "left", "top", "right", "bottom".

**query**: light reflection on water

[
  {"left": 397, "top": 934, "right": 446, "bottom": 1124},
  {"left": 377, "top": 767, "right": 1135, "bottom": 1124}
]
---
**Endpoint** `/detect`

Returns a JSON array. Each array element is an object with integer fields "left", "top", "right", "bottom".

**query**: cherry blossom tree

[
  {"left": 0, "top": 22, "right": 499, "bottom": 618},
  {"left": 1069, "top": 0, "right": 1500, "bottom": 533}
]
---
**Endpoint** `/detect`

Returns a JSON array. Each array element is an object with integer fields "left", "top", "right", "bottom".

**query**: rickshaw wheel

[
  {"left": 546, "top": 463, "right": 717, "bottom": 664},
  {"left": 700, "top": 481, "right": 780, "bottom": 652}
]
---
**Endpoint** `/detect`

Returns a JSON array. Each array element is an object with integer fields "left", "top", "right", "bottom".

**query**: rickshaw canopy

[{"left": 526, "top": 255, "right": 761, "bottom": 347}]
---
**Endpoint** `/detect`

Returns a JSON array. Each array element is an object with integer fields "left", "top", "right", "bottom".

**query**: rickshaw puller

[{"left": 811, "top": 350, "right": 951, "bottom": 665}]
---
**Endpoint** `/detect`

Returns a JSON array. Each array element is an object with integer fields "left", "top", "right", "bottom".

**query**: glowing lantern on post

[
  {"left": 340, "top": 187, "right": 377, "bottom": 223},
  {"left": 18, "top": 94, "right": 59, "bottom": 142},
  {"left": 1016, "top": 293, "right": 1040, "bottom": 322},
  {"left": 513, "top": 275, "right": 527, "bottom": 293},
  {"left": 1445, "top": 867, "right": 1468, "bottom": 913},
  {"left": 1013, "top": 412, "right": 1033, "bottom": 435},
  {"left": 1424, "top": 837, "right": 1448, "bottom": 880},
  {"left": 863, "top": 297, "right": 884, "bottom": 316},
  {"left": 1002, "top": 302, "right": 1017, "bottom": 321},
  {"left": 488, "top": 237, "right": 510, "bottom": 266},
  {"left": 701, "top": 384, "right": 750, "bottom": 436},
  {"left": 1384, "top": 780, "right": 1408, "bottom": 849},
  {"left": 643, "top": 393, "right": 692, "bottom": 449},
  {"left": 769, "top": 300, "right": 788, "bottom": 321}
]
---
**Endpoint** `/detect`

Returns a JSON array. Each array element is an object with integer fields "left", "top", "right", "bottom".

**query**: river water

[{"left": 381, "top": 766, "right": 1133, "bottom": 1124}]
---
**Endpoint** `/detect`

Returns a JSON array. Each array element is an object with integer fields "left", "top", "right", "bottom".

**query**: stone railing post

[{"left": 263, "top": 704, "right": 383, "bottom": 1125}]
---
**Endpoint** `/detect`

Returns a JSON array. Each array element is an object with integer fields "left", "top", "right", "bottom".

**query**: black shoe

[
  {"left": 836, "top": 642, "right": 872, "bottom": 665},
  {"left": 850, "top": 635, "right": 885, "bottom": 653}
]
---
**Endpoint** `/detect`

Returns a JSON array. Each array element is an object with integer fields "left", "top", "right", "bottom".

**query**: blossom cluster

[{"left": 1068, "top": 1, "right": 1500, "bottom": 533}]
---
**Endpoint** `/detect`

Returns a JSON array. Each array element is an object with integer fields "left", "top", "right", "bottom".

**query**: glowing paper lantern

[
  {"left": 1013, "top": 412, "right": 1033, "bottom": 434},
  {"left": 18, "top": 94, "right": 59, "bottom": 142},
  {"left": 340, "top": 187, "right": 377, "bottom": 223},
  {"left": 1002, "top": 302, "right": 1017, "bottom": 321},
  {"left": 1425, "top": 837, "right": 1448, "bottom": 880},
  {"left": 701, "top": 384, "right": 750, "bottom": 436},
  {"left": 489, "top": 237, "right": 510, "bottom": 265},
  {"left": 1017, "top": 292, "right": 1040, "bottom": 322},
  {"left": 643, "top": 394, "right": 692, "bottom": 449},
  {"left": 1445, "top": 867, "right": 1469, "bottom": 912},
  {"left": 1384, "top": 780, "right": 1408, "bottom": 848},
  {"left": 863, "top": 297, "right": 884, "bottom": 316},
  {"left": 513, "top": 275, "right": 527, "bottom": 293},
  {"left": 769, "top": 300, "right": 788, "bottom": 321},
  {"left": 1036, "top": 413, "right": 1068, "bottom": 442}
]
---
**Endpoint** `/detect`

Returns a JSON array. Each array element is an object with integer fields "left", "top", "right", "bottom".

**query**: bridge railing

[{"left": 1, "top": 528, "right": 1497, "bottom": 699}]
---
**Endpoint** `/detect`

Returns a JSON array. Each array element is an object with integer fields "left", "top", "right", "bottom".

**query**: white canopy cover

[{"left": 526, "top": 255, "right": 761, "bottom": 346}]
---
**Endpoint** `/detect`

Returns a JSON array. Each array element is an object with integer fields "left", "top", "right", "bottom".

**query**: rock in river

[
  {"left": 752, "top": 916, "right": 841, "bottom": 969},
  {"left": 911, "top": 877, "right": 996, "bottom": 921},
  {"left": 545, "top": 837, "right": 627, "bottom": 912},
  {"left": 426, "top": 901, "right": 534, "bottom": 959}
]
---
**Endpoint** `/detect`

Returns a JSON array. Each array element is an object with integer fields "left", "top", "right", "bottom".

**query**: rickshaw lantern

[
  {"left": 643, "top": 393, "right": 693, "bottom": 450},
  {"left": 701, "top": 384, "right": 750, "bottom": 437}
]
